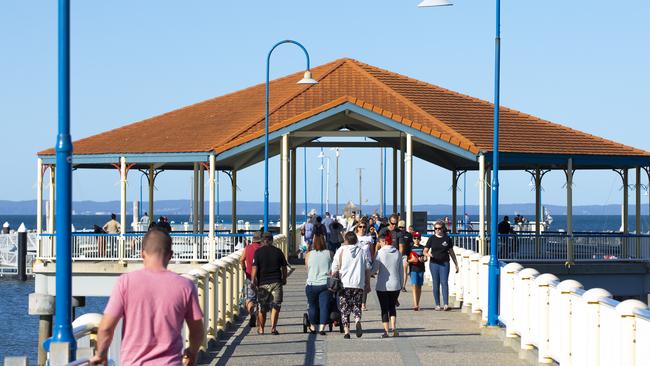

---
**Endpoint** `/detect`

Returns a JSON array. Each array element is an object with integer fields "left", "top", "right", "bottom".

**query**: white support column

[
  {"left": 209, "top": 155, "right": 216, "bottom": 261},
  {"left": 405, "top": 134, "right": 413, "bottom": 228},
  {"left": 120, "top": 157, "right": 127, "bottom": 262},
  {"left": 478, "top": 155, "right": 486, "bottom": 255},
  {"left": 36, "top": 159, "right": 44, "bottom": 258},
  {"left": 48, "top": 165, "right": 55, "bottom": 234},
  {"left": 281, "top": 134, "right": 289, "bottom": 236},
  {"left": 566, "top": 158, "right": 574, "bottom": 264}
]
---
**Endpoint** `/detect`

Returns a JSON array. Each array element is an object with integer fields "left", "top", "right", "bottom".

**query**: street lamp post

[
  {"left": 264, "top": 40, "right": 317, "bottom": 232},
  {"left": 418, "top": 0, "right": 502, "bottom": 326},
  {"left": 318, "top": 150, "right": 331, "bottom": 214},
  {"left": 52, "top": 0, "right": 76, "bottom": 358},
  {"left": 331, "top": 148, "right": 341, "bottom": 216}
]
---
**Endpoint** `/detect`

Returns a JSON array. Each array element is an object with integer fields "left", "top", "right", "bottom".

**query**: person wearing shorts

[
  {"left": 240, "top": 231, "right": 263, "bottom": 327},
  {"left": 251, "top": 232, "right": 288, "bottom": 335},
  {"left": 407, "top": 232, "right": 426, "bottom": 311}
]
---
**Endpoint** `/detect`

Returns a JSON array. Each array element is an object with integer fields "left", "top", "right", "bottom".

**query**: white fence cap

[
  {"left": 517, "top": 268, "right": 540, "bottom": 279},
  {"left": 503, "top": 262, "right": 524, "bottom": 273},
  {"left": 181, "top": 273, "right": 197, "bottom": 282},
  {"left": 202, "top": 263, "right": 219, "bottom": 273},
  {"left": 72, "top": 312, "right": 103, "bottom": 328},
  {"left": 3, "top": 221, "right": 9, "bottom": 228},
  {"left": 557, "top": 279, "right": 583, "bottom": 293},
  {"left": 470, "top": 253, "right": 482, "bottom": 261},
  {"left": 189, "top": 268, "right": 208, "bottom": 278},
  {"left": 480, "top": 255, "right": 490, "bottom": 264},
  {"left": 17, "top": 223, "right": 26, "bottom": 233},
  {"left": 616, "top": 299, "right": 649, "bottom": 316},
  {"left": 535, "top": 273, "right": 559, "bottom": 286},
  {"left": 582, "top": 288, "right": 613, "bottom": 303}
]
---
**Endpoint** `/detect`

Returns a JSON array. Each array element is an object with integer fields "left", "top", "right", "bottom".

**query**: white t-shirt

[{"left": 356, "top": 235, "right": 373, "bottom": 261}]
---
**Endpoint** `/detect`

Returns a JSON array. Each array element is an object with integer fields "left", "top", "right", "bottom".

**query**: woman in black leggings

[{"left": 371, "top": 232, "right": 404, "bottom": 337}]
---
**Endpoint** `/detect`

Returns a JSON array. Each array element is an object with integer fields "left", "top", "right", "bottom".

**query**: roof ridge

[
  {"left": 211, "top": 58, "right": 349, "bottom": 152},
  {"left": 346, "top": 59, "right": 479, "bottom": 152}
]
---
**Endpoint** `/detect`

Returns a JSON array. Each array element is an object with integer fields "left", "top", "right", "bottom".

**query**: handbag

[{"left": 327, "top": 247, "right": 345, "bottom": 293}]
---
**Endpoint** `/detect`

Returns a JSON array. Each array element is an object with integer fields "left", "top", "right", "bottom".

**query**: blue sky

[{"left": 1, "top": 1, "right": 649, "bottom": 211}]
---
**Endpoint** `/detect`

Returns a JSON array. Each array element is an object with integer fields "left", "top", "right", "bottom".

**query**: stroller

[{"left": 302, "top": 291, "right": 344, "bottom": 333}]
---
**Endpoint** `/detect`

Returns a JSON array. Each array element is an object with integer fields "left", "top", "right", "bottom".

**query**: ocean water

[
  {"left": 0, "top": 213, "right": 645, "bottom": 233},
  {"left": 0, "top": 213, "right": 646, "bottom": 361}
]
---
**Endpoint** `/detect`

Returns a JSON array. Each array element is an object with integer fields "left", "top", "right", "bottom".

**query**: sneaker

[
  {"left": 355, "top": 322, "right": 363, "bottom": 338},
  {"left": 443, "top": 305, "right": 451, "bottom": 311},
  {"left": 319, "top": 331, "right": 326, "bottom": 336},
  {"left": 393, "top": 331, "right": 399, "bottom": 337},
  {"left": 343, "top": 333, "right": 351, "bottom": 339},
  {"left": 381, "top": 332, "right": 389, "bottom": 338},
  {"left": 401, "top": 287, "right": 407, "bottom": 292},
  {"left": 434, "top": 306, "right": 441, "bottom": 311}
]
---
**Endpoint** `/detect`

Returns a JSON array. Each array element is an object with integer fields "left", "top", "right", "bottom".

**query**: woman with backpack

[
  {"left": 423, "top": 221, "right": 459, "bottom": 311},
  {"left": 331, "top": 231, "right": 371, "bottom": 339}
]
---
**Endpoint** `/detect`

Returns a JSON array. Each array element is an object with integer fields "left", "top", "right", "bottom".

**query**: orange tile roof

[{"left": 38, "top": 58, "right": 650, "bottom": 158}]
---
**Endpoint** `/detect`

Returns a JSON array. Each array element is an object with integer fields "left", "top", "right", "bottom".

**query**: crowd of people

[{"left": 241, "top": 211, "right": 459, "bottom": 339}]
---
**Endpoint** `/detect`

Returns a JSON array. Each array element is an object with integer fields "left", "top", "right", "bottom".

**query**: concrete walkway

[{"left": 200, "top": 264, "right": 527, "bottom": 366}]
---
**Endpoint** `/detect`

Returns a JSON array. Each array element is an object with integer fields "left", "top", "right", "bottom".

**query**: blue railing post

[
  {"left": 487, "top": 0, "right": 502, "bottom": 327},
  {"left": 51, "top": 0, "right": 77, "bottom": 358}
]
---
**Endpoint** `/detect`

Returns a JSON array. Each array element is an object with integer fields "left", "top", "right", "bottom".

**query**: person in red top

[
  {"left": 240, "top": 231, "right": 263, "bottom": 327},
  {"left": 90, "top": 228, "right": 204, "bottom": 366}
]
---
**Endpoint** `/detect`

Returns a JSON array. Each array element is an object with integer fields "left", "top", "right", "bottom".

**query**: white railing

[
  {"left": 37, "top": 233, "right": 252, "bottom": 263},
  {"left": 444, "top": 244, "right": 650, "bottom": 366}
]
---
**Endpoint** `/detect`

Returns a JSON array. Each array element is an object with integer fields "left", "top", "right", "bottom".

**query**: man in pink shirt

[{"left": 90, "top": 229, "right": 204, "bottom": 366}]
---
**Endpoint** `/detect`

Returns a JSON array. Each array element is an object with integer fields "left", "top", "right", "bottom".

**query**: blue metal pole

[
  {"left": 383, "top": 148, "right": 387, "bottom": 216},
  {"left": 304, "top": 147, "right": 308, "bottom": 220},
  {"left": 265, "top": 40, "right": 312, "bottom": 232},
  {"left": 487, "top": 0, "right": 502, "bottom": 327},
  {"left": 320, "top": 148, "right": 324, "bottom": 215},
  {"left": 52, "top": 0, "right": 76, "bottom": 356}
]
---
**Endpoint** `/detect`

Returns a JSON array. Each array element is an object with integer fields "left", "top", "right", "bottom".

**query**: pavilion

[{"left": 37, "top": 58, "right": 650, "bottom": 259}]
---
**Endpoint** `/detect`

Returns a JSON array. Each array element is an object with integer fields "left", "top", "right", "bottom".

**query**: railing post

[
  {"left": 215, "top": 259, "right": 227, "bottom": 332},
  {"left": 501, "top": 262, "right": 523, "bottom": 337},
  {"left": 517, "top": 268, "right": 539, "bottom": 350},
  {"left": 470, "top": 253, "right": 482, "bottom": 314},
  {"left": 202, "top": 263, "right": 219, "bottom": 342},
  {"left": 461, "top": 250, "right": 472, "bottom": 313},
  {"left": 189, "top": 268, "right": 209, "bottom": 352},
  {"left": 180, "top": 273, "right": 198, "bottom": 351},
  {"left": 479, "top": 255, "right": 490, "bottom": 323},
  {"left": 616, "top": 300, "right": 648, "bottom": 366},
  {"left": 222, "top": 256, "right": 236, "bottom": 325},
  {"left": 453, "top": 249, "right": 465, "bottom": 304},
  {"left": 229, "top": 253, "right": 241, "bottom": 318},
  {"left": 535, "top": 273, "right": 559, "bottom": 364},
  {"left": 558, "top": 279, "right": 583, "bottom": 366},
  {"left": 581, "top": 288, "right": 612, "bottom": 366}
]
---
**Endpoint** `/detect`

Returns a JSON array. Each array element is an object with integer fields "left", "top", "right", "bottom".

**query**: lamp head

[
  {"left": 418, "top": 0, "right": 453, "bottom": 7},
  {"left": 317, "top": 151, "right": 326, "bottom": 159},
  {"left": 297, "top": 70, "right": 318, "bottom": 84}
]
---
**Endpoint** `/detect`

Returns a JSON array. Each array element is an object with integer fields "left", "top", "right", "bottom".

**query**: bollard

[
  {"left": 580, "top": 288, "right": 612, "bottom": 366},
  {"left": 615, "top": 299, "right": 648, "bottom": 366},
  {"left": 181, "top": 273, "right": 198, "bottom": 350},
  {"left": 516, "top": 268, "right": 539, "bottom": 350},
  {"left": 189, "top": 268, "right": 209, "bottom": 352},
  {"left": 501, "top": 262, "right": 523, "bottom": 337},
  {"left": 215, "top": 259, "right": 227, "bottom": 331},
  {"left": 222, "top": 256, "right": 237, "bottom": 323},
  {"left": 557, "top": 279, "right": 583, "bottom": 366},
  {"left": 2, "top": 221, "right": 10, "bottom": 234},
  {"left": 461, "top": 250, "right": 471, "bottom": 312},
  {"left": 469, "top": 253, "right": 482, "bottom": 314},
  {"left": 535, "top": 273, "right": 559, "bottom": 364},
  {"left": 202, "top": 263, "right": 219, "bottom": 342},
  {"left": 479, "top": 255, "right": 490, "bottom": 322},
  {"left": 17, "top": 224, "right": 28, "bottom": 281}
]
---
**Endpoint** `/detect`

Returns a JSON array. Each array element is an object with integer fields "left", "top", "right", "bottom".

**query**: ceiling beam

[
  {"left": 298, "top": 142, "right": 391, "bottom": 148},
  {"left": 291, "top": 130, "right": 401, "bottom": 138}
]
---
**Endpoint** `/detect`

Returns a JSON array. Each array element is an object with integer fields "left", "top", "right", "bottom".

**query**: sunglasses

[
  {"left": 358, "top": 225, "right": 366, "bottom": 228},
  {"left": 434, "top": 227, "right": 443, "bottom": 231},
  {"left": 389, "top": 222, "right": 396, "bottom": 226}
]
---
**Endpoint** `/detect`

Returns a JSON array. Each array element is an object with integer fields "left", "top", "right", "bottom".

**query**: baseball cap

[{"left": 413, "top": 232, "right": 421, "bottom": 239}]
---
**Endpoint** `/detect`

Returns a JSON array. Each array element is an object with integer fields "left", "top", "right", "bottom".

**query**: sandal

[{"left": 271, "top": 329, "right": 280, "bottom": 335}]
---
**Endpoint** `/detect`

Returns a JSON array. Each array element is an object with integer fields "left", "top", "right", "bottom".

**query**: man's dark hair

[
  {"left": 389, "top": 214, "right": 399, "bottom": 223},
  {"left": 344, "top": 231, "right": 357, "bottom": 245},
  {"left": 504, "top": 216, "right": 509, "bottom": 221},
  {"left": 262, "top": 232, "right": 274, "bottom": 244},
  {"left": 143, "top": 228, "right": 172, "bottom": 257},
  {"left": 316, "top": 216, "right": 322, "bottom": 223},
  {"left": 378, "top": 232, "right": 388, "bottom": 240},
  {"left": 111, "top": 213, "right": 117, "bottom": 220}
]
